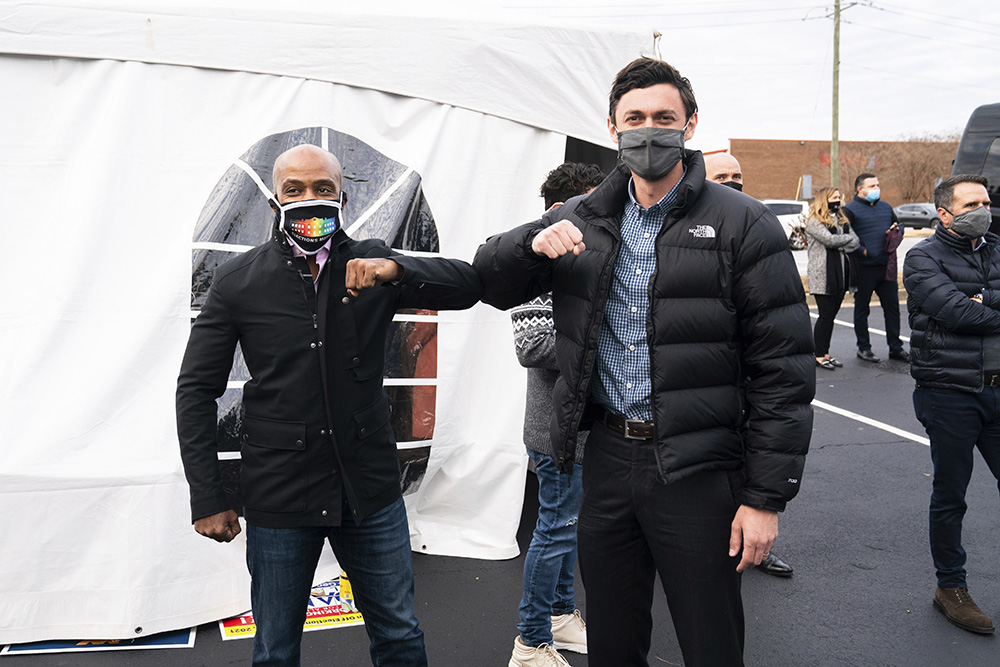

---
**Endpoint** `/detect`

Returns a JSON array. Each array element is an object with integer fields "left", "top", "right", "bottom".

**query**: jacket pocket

[
  {"left": 239, "top": 415, "right": 307, "bottom": 512},
  {"left": 352, "top": 397, "right": 400, "bottom": 496}
]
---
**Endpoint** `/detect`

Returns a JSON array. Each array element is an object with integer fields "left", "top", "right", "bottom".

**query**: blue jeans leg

[
  {"left": 914, "top": 386, "right": 1000, "bottom": 588},
  {"left": 246, "top": 524, "right": 326, "bottom": 667},
  {"left": 329, "top": 496, "right": 427, "bottom": 666},
  {"left": 518, "top": 448, "right": 584, "bottom": 647}
]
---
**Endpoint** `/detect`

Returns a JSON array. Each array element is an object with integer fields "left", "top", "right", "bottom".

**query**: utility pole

[{"left": 832, "top": 0, "right": 841, "bottom": 191}]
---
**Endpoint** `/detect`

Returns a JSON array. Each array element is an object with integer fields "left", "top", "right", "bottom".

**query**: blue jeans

[
  {"left": 245, "top": 497, "right": 426, "bottom": 666},
  {"left": 518, "top": 448, "right": 584, "bottom": 646},
  {"left": 914, "top": 386, "right": 1000, "bottom": 588}
]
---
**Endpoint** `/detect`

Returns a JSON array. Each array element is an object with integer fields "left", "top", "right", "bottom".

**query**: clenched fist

[
  {"left": 194, "top": 510, "right": 242, "bottom": 543},
  {"left": 531, "top": 220, "right": 586, "bottom": 258},
  {"left": 345, "top": 258, "right": 403, "bottom": 296}
]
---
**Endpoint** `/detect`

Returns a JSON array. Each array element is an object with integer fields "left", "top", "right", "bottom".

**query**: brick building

[{"left": 725, "top": 138, "right": 957, "bottom": 206}]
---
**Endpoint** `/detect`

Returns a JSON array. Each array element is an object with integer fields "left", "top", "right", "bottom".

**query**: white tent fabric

[{"left": 0, "top": 2, "right": 651, "bottom": 644}]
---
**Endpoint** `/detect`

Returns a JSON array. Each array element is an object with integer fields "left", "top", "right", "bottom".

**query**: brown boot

[{"left": 934, "top": 587, "right": 995, "bottom": 634}]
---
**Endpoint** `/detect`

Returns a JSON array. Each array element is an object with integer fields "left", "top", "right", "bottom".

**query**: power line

[
  {"left": 876, "top": 1, "right": 1000, "bottom": 30},
  {"left": 842, "top": 18, "right": 1000, "bottom": 53},
  {"left": 842, "top": 61, "right": 989, "bottom": 94},
  {"left": 866, "top": 4, "right": 999, "bottom": 37}
]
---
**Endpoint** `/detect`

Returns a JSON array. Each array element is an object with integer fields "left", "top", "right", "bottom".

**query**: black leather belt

[
  {"left": 601, "top": 410, "right": 655, "bottom": 440},
  {"left": 985, "top": 372, "right": 1000, "bottom": 387}
]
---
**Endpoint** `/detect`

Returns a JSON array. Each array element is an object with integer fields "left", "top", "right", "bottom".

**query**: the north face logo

[{"left": 688, "top": 225, "right": 716, "bottom": 238}]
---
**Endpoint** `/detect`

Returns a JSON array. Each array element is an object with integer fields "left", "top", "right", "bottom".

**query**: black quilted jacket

[
  {"left": 474, "top": 153, "right": 815, "bottom": 511},
  {"left": 904, "top": 227, "right": 1000, "bottom": 392}
]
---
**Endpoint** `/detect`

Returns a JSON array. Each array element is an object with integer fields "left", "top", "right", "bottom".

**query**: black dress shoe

[
  {"left": 889, "top": 349, "right": 911, "bottom": 362},
  {"left": 757, "top": 553, "right": 793, "bottom": 578},
  {"left": 829, "top": 357, "right": 843, "bottom": 367},
  {"left": 857, "top": 349, "right": 880, "bottom": 363}
]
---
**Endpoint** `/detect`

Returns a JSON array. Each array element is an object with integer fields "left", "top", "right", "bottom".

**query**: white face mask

[{"left": 276, "top": 197, "right": 343, "bottom": 254}]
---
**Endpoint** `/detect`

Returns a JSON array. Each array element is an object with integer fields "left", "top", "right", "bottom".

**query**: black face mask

[
  {"left": 276, "top": 198, "right": 343, "bottom": 254},
  {"left": 721, "top": 181, "right": 743, "bottom": 191},
  {"left": 828, "top": 202, "right": 841, "bottom": 213}
]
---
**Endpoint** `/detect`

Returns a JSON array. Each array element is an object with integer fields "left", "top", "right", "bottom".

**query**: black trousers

[
  {"left": 853, "top": 264, "right": 903, "bottom": 353},
  {"left": 813, "top": 292, "right": 845, "bottom": 357},
  {"left": 577, "top": 421, "right": 745, "bottom": 667}
]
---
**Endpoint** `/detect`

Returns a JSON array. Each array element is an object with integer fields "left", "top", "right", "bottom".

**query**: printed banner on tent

[
  {"left": 219, "top": 576, "right": 363, "bottom": 641},
  {"left": 1, "top": 628, "right": 196, "bottom": 655}
]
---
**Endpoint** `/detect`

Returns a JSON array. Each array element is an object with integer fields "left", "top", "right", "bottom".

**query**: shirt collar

[
  {"left": 626, "top": 165, "right": 686, "bottom": 213},
  {"left": 286, "top": 233, "right": 333, "bottom": 267}
]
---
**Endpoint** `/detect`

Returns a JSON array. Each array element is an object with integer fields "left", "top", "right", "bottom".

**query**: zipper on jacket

[{"left": 563, "top": 233, "right": 619, "bottom": 467}]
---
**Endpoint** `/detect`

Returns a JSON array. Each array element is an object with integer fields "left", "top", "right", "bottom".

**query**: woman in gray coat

[{"left": 807, "top": 187, "right": 861, "bottom": 369}]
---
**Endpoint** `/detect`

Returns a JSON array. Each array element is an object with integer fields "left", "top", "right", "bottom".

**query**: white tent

[{"left": 0, "top": 1, "right": 652, "bottom": 644}]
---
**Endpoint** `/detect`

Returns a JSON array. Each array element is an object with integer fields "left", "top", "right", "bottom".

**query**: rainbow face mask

[{"left": 278, "top": 198, "right": 343, "bottom": 254}]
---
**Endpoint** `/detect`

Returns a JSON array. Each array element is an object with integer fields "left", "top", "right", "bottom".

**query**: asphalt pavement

[{"left": 4, "top": 299, "right": 999, "bottom": 666}]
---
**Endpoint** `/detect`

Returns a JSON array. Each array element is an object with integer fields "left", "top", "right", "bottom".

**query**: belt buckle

[
  {"left": 989, "top": 374, "right": 1000, "bottom": 387},
  {"left": 623, "top": 419, "right": 648, "bottom": 440}
]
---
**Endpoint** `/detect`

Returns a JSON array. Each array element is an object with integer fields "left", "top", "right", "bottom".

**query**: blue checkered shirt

[{"left": 591, "top": 173, "right": 684, "bottom": 420}]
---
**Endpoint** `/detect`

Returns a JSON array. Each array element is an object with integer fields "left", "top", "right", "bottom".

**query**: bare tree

[{"left": 838, "top": 133, "right": 959, "bottom": 203}]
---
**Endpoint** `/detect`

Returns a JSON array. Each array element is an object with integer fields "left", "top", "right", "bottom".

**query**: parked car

[
  {"left": 893, "top": 203, "right": 939, "bottom": 229},
  {"left": 760, "top": 199, "right": 809, "bottom": 236}
]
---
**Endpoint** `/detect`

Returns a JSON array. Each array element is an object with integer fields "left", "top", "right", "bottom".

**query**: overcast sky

[
  {"left": 516, "top": 0, "right": 1000, "bottom": 151},
  {"left": 402, "top": 0, "right": 1000, "bottom": 152}
]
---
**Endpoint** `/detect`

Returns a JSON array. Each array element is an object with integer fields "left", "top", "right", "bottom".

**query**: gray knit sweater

[{"left": 510, "top": 293, "right": 586, "bottom": 463}]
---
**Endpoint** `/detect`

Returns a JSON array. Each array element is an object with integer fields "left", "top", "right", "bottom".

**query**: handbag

[{"left": 788, "top": 224, "right": 808, "bottom": 251}]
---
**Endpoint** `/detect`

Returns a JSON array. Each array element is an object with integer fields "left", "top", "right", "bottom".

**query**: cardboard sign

[
  {"left": 2, "top": 628, "right": 196, "bottom": 655},
  {"left": 219, "top": 576, "right": 364, "bottom": 641}
]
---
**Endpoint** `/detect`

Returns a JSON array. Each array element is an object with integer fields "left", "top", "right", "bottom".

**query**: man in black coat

[
  {"left": 176, "top": 144, "right": 481, "bottom": 666},
  {"left": 903, "top": 174, "right": 1000, "bottom": 635},
  {"left": 474, "top": 58, "right": 814, "bottom": 667}
]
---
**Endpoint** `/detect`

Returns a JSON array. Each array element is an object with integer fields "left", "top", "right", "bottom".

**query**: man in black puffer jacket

[
  {"left": 474, "top": 58, "right": 814, "bottom": 667},
  {"left": 903, "top": 174, "right": 1000, "bottom": 636}
]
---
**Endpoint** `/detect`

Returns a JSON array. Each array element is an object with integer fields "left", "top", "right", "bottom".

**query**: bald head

[
  {"left": 272, "top": 144, "right": 344, "bottom": 204},
  {"left": 704, "top": 153, "right": 742, "bottom": 187}
]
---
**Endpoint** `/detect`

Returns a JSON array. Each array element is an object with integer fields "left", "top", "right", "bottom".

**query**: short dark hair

[
  {"left": 609, "top": 58, "right": 697, "bottom": 125},
  {"left": 540, "top": 162, "right": 605, "bottom": 210},
  {"left": 934, "top": 174, "right": 989, "bottom": 212},
  {"left": 854, "top": 172, "right": 877, "bottom": 192}
]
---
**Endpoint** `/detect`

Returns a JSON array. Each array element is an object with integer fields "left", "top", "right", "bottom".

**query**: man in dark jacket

[
  {"left": 903, "top": 174, "right": 1000, "bottom": 636},
  {"left": 843, "top": 172, "right": 909, "bottom": 363},
  {"left": 176, "top": 144, "right": 481, "bottom": 666},
  {"left": 474, "top": 58, "right": 815, "bottom": 667}
]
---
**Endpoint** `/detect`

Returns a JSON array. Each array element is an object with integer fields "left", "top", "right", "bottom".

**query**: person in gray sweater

[
  {"left": 807, "top": 187, "right": 861, "bottom": 370},
  {"left": 507, "top": 162, "right": 602, "bottom": 667}
]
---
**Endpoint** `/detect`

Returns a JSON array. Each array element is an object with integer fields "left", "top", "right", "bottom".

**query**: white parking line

[
  {"left": 812, "top": 399, "right": 929, "bottom": 446},
  {"left": 808, "top": 311, "right": 910, "bottom": 343}
]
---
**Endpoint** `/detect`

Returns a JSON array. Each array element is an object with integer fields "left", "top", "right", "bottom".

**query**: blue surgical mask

[{"left": 864, "top": 188, "right": 880, "bottom": 203}]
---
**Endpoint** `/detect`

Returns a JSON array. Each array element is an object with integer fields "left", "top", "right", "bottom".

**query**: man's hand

[
  {"left": 531, "top": 220, "right": 586, "bottom": 258},
  {"left": 345, "top": 258, "right": 402, "bottom": 296},
  {"left": 194, "top": 510, "right": 242, "bottom": 543},
  {"left": 729, "top": 505, "right": 778, "bottom": 573}
]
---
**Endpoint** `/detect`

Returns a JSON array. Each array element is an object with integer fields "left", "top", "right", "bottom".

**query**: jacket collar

[
  {"left": 933, "top": 225, "right": 996, "bottom": 254},
  {"left": 578, "top": 150, "right": 707, "bottom": 226}
]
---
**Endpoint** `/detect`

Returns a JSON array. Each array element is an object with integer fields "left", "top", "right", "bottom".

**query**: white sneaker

[
  {"left": 508, "top": 635, "right": 571, "bottom": 667},
  {"left": 550, "top": 610, "right": 587, "bottom": 654}
]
